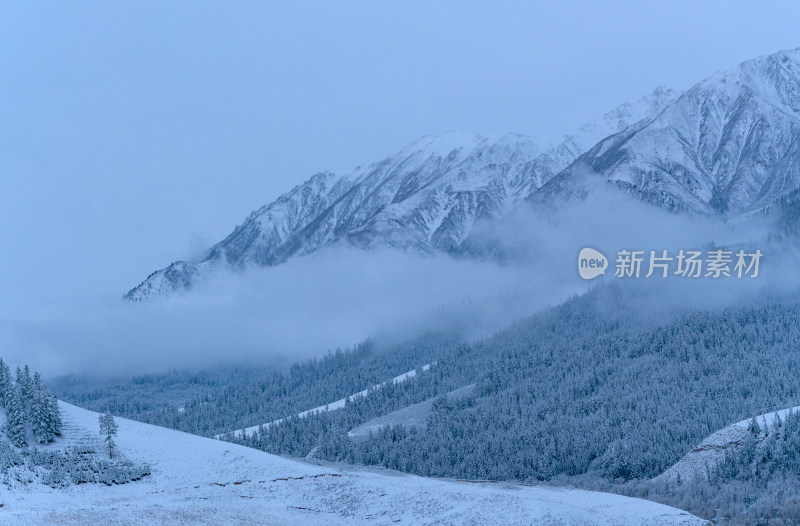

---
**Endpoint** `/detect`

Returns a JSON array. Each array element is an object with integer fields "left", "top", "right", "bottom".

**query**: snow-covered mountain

[
  {"left": 125, "top": 89, "right": 676, "bottom": 300},
  {"left": 125, "top": 48, "right": 800, "bottom": 301},
  {"left": 3, "top": 401, "right": 704, "bottom": 525},
  {"left": 539, "top": 48, "right": 800, "bottom": 215}
]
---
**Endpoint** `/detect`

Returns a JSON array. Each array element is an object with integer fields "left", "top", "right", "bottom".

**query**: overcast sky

[{"left": 2, "top": 1, "right": 800, "bottom": 314}]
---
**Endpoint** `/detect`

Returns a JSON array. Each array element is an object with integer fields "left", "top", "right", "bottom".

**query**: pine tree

[
  {"left": 6, "top": 387, "right": 28, "bottom": 448},
  {"left": 99, "top": 413, "right": 118, "bottom": 459},
  {"left": 748, "top": 416, "right": 761, "bottom": 435},
  {"left": 15, "top": 366, "right": 32, "bottom": 413},
  {"left": 31, "top": 373, "right": 56, "bottom": 444},
  {"left": 0, "top": 359, "right": 10, "bottom": 408},
  {"left": 48, "top": 393, "right": 62, "bottom": 437}
]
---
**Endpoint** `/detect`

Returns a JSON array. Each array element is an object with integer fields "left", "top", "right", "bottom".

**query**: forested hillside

[
  {"left": 55, "top": 283, "right": 800, "bottom": 522},
  {"left": 617, "top": 408, "right": 800, "bottom": 522},
  {"left": 53, "top": 366, "right": 274, "bottom": 432},
  {"left": 55, "top": 333, "right": 460, "bottom": 436},
  {"left": 226, "top": 287, "right": 800, "bottom": 481},
  {"left": 240, "top": 284, "right": 800, "bottom": 523}
]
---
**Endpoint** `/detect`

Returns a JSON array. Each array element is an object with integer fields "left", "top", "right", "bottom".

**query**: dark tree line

[{"left": 55, "top": 334, "right": 460, "bottom": 437}]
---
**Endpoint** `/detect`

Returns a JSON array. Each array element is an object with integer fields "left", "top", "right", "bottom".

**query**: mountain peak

[
  {"left": 540, "top": 47, "right": 800, "bottom": 215},
  {"left": 400, "top": 130, "right": 488, "bottom": 156},
  {"left": 567, "top": 86, "right": 678, "bottom": 151}
]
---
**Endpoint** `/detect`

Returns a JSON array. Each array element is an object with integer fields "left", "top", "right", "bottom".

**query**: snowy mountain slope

[
  {"left": 218, "top": 364, "right": 433, "bottom": 440},
  {"left": 1, "top": 402, "right": 705, "bottom": 525},
  {"left": 539, "top": 48, "right": 800, "bottom": 215},
  {"left": 347, "top": 384, "right": 475, "bottom": 443},
  {"left": 654, "top": 405, "right": 800, "bottom": 485},
  {"left": 125, "top": 89, "right": 676, "bottom": 300}
]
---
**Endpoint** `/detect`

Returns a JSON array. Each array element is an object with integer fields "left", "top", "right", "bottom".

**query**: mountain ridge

[
  {"left": 125, "top": 88, "right": 677, "bottom": 300},
  {"left": 538, "top": 47, "right": 800, "bottom": 215},
  {"left": 125, "top": 47, "right": 800, "bottom": 301}
]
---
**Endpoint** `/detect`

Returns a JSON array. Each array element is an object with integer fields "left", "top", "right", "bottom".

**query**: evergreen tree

[
  {"left": 748, "top": 416, "right": 761, "bottom": 435},
  {"left": 99, "top": 413, "right": 118, "bottom": 459},
  {"left": 31, "top": 373, "right": 56, "bottom": 444},
  {"left": 15, "top": 366, "right": 33, "bottom": 414},
  {"left": 6, "top": 387, "right": 27, "bottom": 448},
  {"left": 48, "top": 392, "right": 62, "bottom": 437},
  {"left": 0, "top": 359, "right": 10, "bottom": 408}
]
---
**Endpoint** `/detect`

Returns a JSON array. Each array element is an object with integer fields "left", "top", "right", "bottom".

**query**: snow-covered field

[
  {"left": 0, "top": 402, "right": 706, "bottom": 525},
  {"left": 655, "top": 405, "right": 800, "bottom": 484}
]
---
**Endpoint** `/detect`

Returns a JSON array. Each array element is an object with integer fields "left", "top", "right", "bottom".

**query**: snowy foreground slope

[
  {"left": 1, "top": 402, "right": 706, "bottom": 526},
  {"left": 655, "top": 405, "right": 800, "bottom": 485}
]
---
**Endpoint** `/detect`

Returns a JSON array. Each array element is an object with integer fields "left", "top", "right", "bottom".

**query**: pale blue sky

[{"left": 3, "top": 1, "right": 800, "bottom": 312}]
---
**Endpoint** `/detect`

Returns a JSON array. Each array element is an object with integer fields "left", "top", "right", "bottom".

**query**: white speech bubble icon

[{"left": 578, "top": 248, "right": 608, "bottom": 280}]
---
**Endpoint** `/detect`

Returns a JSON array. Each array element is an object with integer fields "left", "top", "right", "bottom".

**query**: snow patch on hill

[
  {"left": 219, "top": 364, "right": 433, "bottom": 440},
  {"left": 347, "top": 384, "right": 475, "bottom": 443},
  {"left": 654, "top": 405, "right": 800, "bottom": 484}
]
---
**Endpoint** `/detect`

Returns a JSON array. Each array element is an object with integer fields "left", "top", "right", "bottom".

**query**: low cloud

[
  {"left": 1, "top": 189, "right": 793, "bottom": 377},
  {"left": 2, "top": 248, "right": 569, "bottom": 377}
]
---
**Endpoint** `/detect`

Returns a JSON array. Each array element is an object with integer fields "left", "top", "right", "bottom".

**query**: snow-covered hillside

[
  {"left": 541, "top": 47, "right": 800, "bottom": 215},
  {"left": 1, "top": 402, "right": 706, "bottom": 525},
  {"left": 347, "top": 384, "right": 475, "bottom": 443},
  {"left": 654, "top": 405, "right": 800, "bottom": 485},
  {"left": 125, "top": 89, "right": 676, "bottom": 301},
  {"left": 219, "top": 364, "right": 433, "bottom": 440}
]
